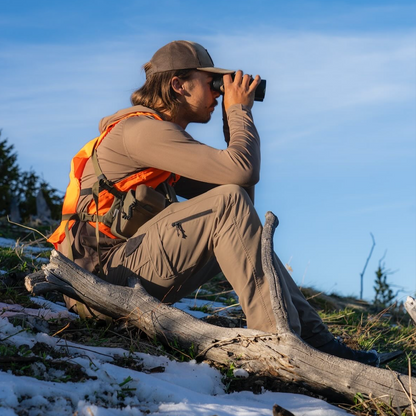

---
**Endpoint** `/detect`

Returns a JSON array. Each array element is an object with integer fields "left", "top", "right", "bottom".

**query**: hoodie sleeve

[{"left": 121, "top": 104, "right": 261, "bottom": 188}]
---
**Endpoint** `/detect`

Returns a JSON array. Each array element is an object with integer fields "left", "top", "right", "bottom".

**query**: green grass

[
  {"left": 319, "top": 306, "right": 415, "bottom": 375},
  {"left": 0, "top": 246, "right": 30, "bottom": 273},
  {"left": 189, "top": 303, "right": 214, "bottom": 314}
]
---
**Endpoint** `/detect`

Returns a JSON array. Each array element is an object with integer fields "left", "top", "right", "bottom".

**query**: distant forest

[{"left": 0, "top": 131, "right": 63, "bottom": 222}]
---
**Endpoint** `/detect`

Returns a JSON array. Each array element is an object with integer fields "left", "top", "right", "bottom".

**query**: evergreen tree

[
  {"left": 0, "top": 131, "right": 63, "bottom": 222},
  {"left": 39, "top": 180, "right": 63, "bottom": 220},
  {"left": 17, "top": 169, "right": 40, "bottom": 221},
  {"left": 0, "top": 132, "right": 20, "bottom": 216},
  {"left": 373, "top": 260, "right": 395, "bottom": 309}
]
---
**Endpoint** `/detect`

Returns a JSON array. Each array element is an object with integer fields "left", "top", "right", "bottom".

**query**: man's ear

[{"left": 171, "top": 77, "right": 186, "bottom": 96}]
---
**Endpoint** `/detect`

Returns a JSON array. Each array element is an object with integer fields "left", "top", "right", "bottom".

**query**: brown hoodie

[{"left": 63, "top": 103, "right": 261, "bottom": 273}]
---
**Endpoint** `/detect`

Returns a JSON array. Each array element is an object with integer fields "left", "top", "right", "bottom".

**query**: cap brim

[{"left": 197, "top": 67, "right": 235, "bottom": 75}]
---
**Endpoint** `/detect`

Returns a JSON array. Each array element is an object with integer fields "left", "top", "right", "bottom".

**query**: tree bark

[
  {"left": 405, "top": 296, "right": 416, "bottom": 324},
  {"left": 25, "top": 212, "right": 416, "bottom": 413}
]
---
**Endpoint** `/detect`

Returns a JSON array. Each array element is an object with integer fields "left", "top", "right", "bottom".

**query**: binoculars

[{"left": 211, "top": 74, "right": 267, "bottom": 102}]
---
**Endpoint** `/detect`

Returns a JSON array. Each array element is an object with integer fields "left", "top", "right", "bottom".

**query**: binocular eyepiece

[{"left": 211, "top": 74, "right": 266, "bottom": 102}]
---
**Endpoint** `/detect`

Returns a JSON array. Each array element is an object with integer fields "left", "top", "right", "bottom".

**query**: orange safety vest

[{"left": 48, "top": 111, "right": 179, "bottom": 248}]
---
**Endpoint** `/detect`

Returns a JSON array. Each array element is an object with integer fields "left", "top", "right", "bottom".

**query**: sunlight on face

[{"left": 180, "top": 71, "right": 220, "bottom": 125}]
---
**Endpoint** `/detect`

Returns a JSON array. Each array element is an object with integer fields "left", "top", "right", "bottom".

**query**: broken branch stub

[
  {"left": 261, "top": 212, "right": 291, "bottom": 335},
  {"left": 405, "top": 296, "right": 416, "bottom": 324}
]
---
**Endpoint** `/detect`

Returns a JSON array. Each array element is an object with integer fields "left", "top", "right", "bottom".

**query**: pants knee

[
  {"left": 216, "top": 184, "right": 252, "bottom": 206},
  {"left": 213, "top": 184, "right": 259, "bottom": 226}
]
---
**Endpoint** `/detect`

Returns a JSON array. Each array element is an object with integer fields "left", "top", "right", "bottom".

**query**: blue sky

[{"left": 1, "top": 0, "right": 415, "bottom": 301}]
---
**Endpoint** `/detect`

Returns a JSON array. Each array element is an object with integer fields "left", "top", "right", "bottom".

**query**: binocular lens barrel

[{"left": 211, "top": 76, "right": 266, "bottom": 102}]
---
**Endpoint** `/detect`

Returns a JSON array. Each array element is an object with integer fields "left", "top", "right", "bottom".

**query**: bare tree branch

[{"left": 360, "top": 232, "right": 376, "bottom": 299}]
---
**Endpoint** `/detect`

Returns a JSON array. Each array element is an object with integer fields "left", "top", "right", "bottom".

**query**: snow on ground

[
  {"left": 0, "top": 237, "right": 49, "bottom": 254},
  {"left": 0, "top": 300, "right": 348, "bottom": 416},
  {"left": 0, "top": 236, "right": 50, "bottom": 265},
  {"left": 0, "top": 300, "right": 77, "bottom": 320},
  {"left": 174, "top": 297, "right": 239, "bottom": 319}
]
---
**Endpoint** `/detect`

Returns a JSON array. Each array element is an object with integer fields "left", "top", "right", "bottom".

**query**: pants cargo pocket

[{"left": 145, "top": 222, "right": 176, "bottom": 280}]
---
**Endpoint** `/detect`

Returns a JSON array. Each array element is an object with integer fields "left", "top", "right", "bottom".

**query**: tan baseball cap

[{"left": 146, "top": 41, "right": 235, "bottom": 77}]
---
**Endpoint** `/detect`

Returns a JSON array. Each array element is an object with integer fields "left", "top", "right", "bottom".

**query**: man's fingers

[
  {"left": 223, "top": 73, "right": 233, "bottom": 87},
  {"left": 233, "top": 70, "right": 243, "bottom": 84},
  {"left": 241, "top": 74, "right": 251, "bottom": 89},
  {"left": 222, "top": 70, "right": 260, "bottom": 111},
  {"left": 224, "top": 71, "right": 260, "bottom": 91},
  {"left": 240, "top": 73, "right": 261, "bottom": 93},
  {"left": 248, "top": 75, "right": 261, "bottom": 93}
]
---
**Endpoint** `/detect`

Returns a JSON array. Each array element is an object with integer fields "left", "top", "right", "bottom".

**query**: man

[{"left": 49, "top": 40, "right": 378, "bottom": 365}]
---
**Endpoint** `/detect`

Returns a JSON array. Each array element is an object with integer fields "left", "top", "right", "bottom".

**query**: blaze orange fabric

[{"left": 48, "top": 112, "right": 177, "bottom": 247}]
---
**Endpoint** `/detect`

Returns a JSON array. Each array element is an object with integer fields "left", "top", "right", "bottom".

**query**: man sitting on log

[{"left": 48, "top": 40, "right": 379, "bottom": 366}]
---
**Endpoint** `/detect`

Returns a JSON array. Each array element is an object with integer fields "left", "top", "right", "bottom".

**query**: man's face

[{"left": 180, "top": 71, "right": 221, "bottom": 124}]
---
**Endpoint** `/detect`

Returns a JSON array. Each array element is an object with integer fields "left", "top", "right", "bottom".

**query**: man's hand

[{"left": 223, "top": 70, "right": 261, "bottom": 111}]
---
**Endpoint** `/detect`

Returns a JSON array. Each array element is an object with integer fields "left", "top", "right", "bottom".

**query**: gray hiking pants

[{"left": 104, "top": 184, "right": 332, "bottom": 347}]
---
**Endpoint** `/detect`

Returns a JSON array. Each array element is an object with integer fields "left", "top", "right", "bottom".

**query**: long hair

[{"left": 131, "top": 63, "right": 194, "bottom": 119}]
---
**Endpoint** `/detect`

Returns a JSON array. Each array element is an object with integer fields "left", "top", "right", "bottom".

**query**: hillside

[{"left": 0, "top": 219, "right": 415, "bottom": 415}]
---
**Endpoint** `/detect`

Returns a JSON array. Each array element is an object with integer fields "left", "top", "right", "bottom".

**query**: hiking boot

[{"left": 317, "top": 338, "right": 380, "bottom": 366}]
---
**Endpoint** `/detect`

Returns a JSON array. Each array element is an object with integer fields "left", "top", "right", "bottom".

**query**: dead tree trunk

[{"left": 25, "top": 212, "right": 415, "bottom": 413}]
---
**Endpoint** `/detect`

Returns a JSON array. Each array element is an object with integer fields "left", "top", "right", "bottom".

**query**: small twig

[
  {"left": 86, "top": 407, "right": 95, "bottom": 416},
  {"left": 300, "top": 260, "right": 310, "bottom": 289},
  {"left": 305, "top": 290, "right": 326, "bottom": 301},
  {"left": 196, "top": 289, "right": 235, "bottom": 298},
  {"left": 55, "top": 340, "right": 116, "bottom": 359},
  {"left": 213, "top": 303, "right": 240, "bottom": 314},
  {"left": 7, "top": 215, "right": 49, "bottom": 241},
  {"left": 388, "top": 364, "right": 415, "bottom": 411},
  {"left": 51, "top": 322, "right": 71, "bottom": 338},
  {"left": 0, "top": 328, "right": 29, "bottom": 342},
  {"left": 193, "top": 286, "right": 202, "bottom": 303},
  {"left": 369, "top": 393, "right": 388, "bottom": 416}
]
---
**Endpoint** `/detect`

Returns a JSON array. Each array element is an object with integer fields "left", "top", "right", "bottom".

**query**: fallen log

[{"left": 25, "top": 212, "right": 416, "bottom": 413}]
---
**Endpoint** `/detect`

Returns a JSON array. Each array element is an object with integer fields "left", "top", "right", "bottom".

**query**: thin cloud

[{"left": 0, "top": 28, "right": 414, "bottom": 191}]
